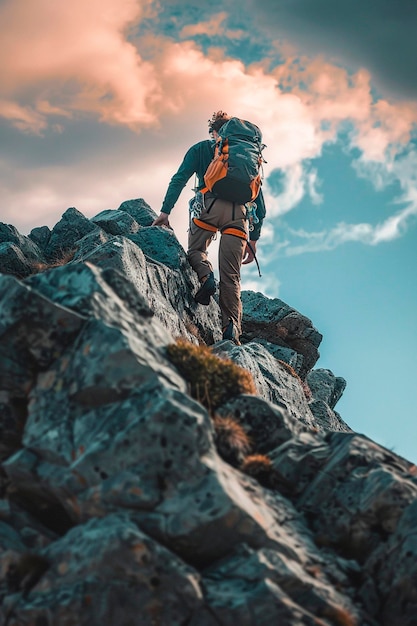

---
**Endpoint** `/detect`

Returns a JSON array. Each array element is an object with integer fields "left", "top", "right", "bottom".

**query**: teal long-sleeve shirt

[{"left": 160, "top": 139, "right": 266, "bottom": 241}]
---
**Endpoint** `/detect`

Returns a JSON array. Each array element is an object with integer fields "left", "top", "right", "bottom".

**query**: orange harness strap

[
  {"left": 192, "top": 218, "right": 217, "bottom": 232},
  {"left": 193, "top": 219, "right": 248, "bottom": 240},
  {"left": 193, "top": 218, "right": 261, "bottom": 277},
  {"left": 222, "top": 227, "right": 248, "bottom": 240}
]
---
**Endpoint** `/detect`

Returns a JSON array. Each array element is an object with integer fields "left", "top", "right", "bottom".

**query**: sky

[{"left": 1, "top": 0, "right": 416, "bottom": 462}]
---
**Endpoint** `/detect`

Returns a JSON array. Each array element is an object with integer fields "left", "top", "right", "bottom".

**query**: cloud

[
  {"left": 247, "top": 0, "right": 417, "bottom": 100},
  {"left": 0, "top": 0, "right": 159, "bottom": 132},
  {"left": 283, "top": 201, "right": 417, "bottom": 256},
  {"left": 179, "top": 11, "right": 244, "bottom": 39}
]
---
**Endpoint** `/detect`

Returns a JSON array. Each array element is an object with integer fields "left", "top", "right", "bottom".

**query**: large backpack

[{"left": 203, "top": 117, "right": 265, "bottom": 204}]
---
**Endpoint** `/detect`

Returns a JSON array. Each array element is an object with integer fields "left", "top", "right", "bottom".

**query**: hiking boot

[
  {"left": 222, "top": 319, "right": 241, "bottom": 345},
  {"left": 194, "top": 272, "right": 216, "bottom": 305}
]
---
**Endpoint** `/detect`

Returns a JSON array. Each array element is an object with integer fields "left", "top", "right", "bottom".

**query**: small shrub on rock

[
  {"left": 166, "top": 339, "right": 256, "bottom": 411},
  {"left": 213, "top": 415, "right": 251, "bottom": 467},
  {"left": 31, "top": 249, "right": 76, "bottom": 274},
  {"left": 241, "top": 454, "right": 274, "bottom": 488}
]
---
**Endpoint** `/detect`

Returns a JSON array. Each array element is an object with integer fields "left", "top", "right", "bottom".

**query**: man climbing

[{"left": 152, "top": 111, "right": 266, "bottom": 345}]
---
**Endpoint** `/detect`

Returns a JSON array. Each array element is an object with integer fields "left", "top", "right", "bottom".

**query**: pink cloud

[
  {"left": 0, "top": 0, "right": 158, "bottom": 130},
  {"left": 2, "top": 13, "right": 417, "bottom": 251}
]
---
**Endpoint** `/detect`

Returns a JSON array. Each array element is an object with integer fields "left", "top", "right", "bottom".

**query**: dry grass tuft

[
  {"left": 213, "top": 415, "right": 251, "bottom": 467},
  {"left": 241, "top": 454, "right": 273, "bottom": 487},
  {"left": 321, "top": 605, "right": 358, "bottom": 626},
  {"left": 31, "top": 249, "right": 76, "bottom": 274},
  {"left": 166, "top": 339, "right": 256, "bottom": 411}
]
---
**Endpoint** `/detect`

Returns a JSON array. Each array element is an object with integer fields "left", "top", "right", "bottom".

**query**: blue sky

[{"left": 0, "top": 0, "right": 416, "bottom": 461}]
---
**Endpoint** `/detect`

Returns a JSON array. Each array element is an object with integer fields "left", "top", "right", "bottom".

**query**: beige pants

[{"left": 187, "top": 192, "right": 247, "bottom": 334}]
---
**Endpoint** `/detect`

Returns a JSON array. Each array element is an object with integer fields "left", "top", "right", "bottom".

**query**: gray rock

[
  {"left": 269, "top": 432, "right": 332, "bottom": 499},
  {"left": 298, "top": 433, "right": 416, "bottom": 562},
  {"left": 1, "top": 201, "right": 415, "bottom": 625},
  {"left": 118, "top": 197, "right": 158, "bottom": 226},
  {"left": 91, "top": 209, "right": 141, "bottom": 235},
  {"left": 44, "top": 207, "right": 97, "bottom": 260},
  {"left": 361, "top": 496, "right": 417, "bottom": 625},
  {"left": 70, "top": 235, "right": 222, "bottom": 345},
  {"left": 0, "top": 242, "right": 34, "bottom": 278},
  {"left": 0, "top": 391, "right": 26, "bottom": 462},
  {"left": 1, "top": 513, "right": 205, "bottom": 626},
  {"left": 307, "top": 368, "right": 346, "bottom": 409},
  {"left": 0, "top": 274, "right": 86, "bottom": 372},
  {"left": 252, "top": 337, "right": 304, "bottom": 374},
  {"left": 26, "top": 261, "right": 154, "bottom": 327},
  {"left": 213, "top": 341, "right": 316, "bottom": 429},
  {"left": 241, "top": 291, "right": 323, "bottom": 378},
  {"left": 0, "top": 224, "right": 45, "bottom": 277},
  {"left": 203, "top": 544, "right": 361, "bottom": 626},
  {"left": 0, "top": 223, "right": 45, "bottom": 263},
  {"left": 308, "top": 399, "right": 352, "bottom": 432},
  {"left": 128, "top": 225, "right": 186, "bottom": 270},
  {"left": 28, "top": 225, "right": 51, "bottom": 251},
  {"left": 216, "top": 395, "right": 304, "bottom": 454}
]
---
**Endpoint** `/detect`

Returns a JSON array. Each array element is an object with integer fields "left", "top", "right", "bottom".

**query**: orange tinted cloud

[{"left": 0, "top": 0, "right": 158, "bottom": 130}]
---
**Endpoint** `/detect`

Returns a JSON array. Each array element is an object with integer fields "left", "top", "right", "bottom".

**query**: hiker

[{"left": 152, "top": 111, "right": 266, "bottom": 345}]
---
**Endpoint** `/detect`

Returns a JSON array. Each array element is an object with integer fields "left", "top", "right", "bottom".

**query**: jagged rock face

[{"left": 0, "top": 201, "right": 416, "bottom": 625}]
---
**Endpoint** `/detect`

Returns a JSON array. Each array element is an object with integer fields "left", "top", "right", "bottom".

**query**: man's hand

[
  {"left": 152, "top": 212, "right": 171, "bottom": 228},
  {"left": 242, "top": 240, "right": 257, "bottom": 264}
]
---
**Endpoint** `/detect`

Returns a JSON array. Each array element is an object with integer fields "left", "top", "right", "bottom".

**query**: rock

[
  {"left": 216, "top": 395, "right": 305, "bottom": 454},
  {"left": 241, "top": 291, "right": 323, "bottom": 378},
  {"left": 308, "top": 399, "right": 352, "bottom": 432},
  {"left": 91, "top": 209, "right": 141, "bottom": 235},
  {"left": 269, "top": 432, "right": 332, "bottom": 498},
  {"left": 1, "top": 513, "right": 206, "bottom": 626},
  {"left": 307, "top": 369, "right": 347, "bottom": 409},
  {"left": 128, "top": 224, "right": 187, "bottom": 270},
  {"left": 118, "top": 197, "right": 158, "bottom": 226},
  {"left": 28, "top": 225, "right": 51, "bottom": 251},
  {"left": 0, "top": 392, "right": 27, "bottom": 462},
  {"left": 69, "top": 234, "right": 222, "bottom": 345},
  {"left": 0, "top": 224, "right": 44, "bottom": 263},
  {"left": 203, "top": 544, "right": 361, "bottom": 626},
  {"left": 0, "top": 274, "right": 86, "bottom": 373},
  {"left": 0, "top": 201, "right": 415, "bottom": 625},
  {"left": 361, "top": 496, "right": 417, "bottom": 625},
  {"left": 44, "top": 207, "right": 97, "bottom": 260},
  {"left": 252, "top": 337, "right": 304, "bottom": 374},
  {"left": 0, "top": 242, "right": 35, "bottom": 278},
  {"left": 213, "top": 341, "right": 317, "bottom": 429},
  {"left": 297, "top": 433, "right": 416, "bottom": 562},
  {"left": 0, "top": 224, "right": 45, "bottom": 277}
]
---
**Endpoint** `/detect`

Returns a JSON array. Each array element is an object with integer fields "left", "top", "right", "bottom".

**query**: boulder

[
  {"left": 44, "top": 207, "right": 97, "bottom": 260},
  {"left": 118, "top": 197, "right": 158, "bottom": 226},
  {"left": 91, "top": 209, "right": 141, "bottom": 235},
  {"left": 241, "top": 291, "right": 323, "bottom": 378}
]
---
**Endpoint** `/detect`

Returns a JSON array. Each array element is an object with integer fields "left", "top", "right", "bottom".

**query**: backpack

[{"left": 203, "top": 117, "right": 265, "bottom": 204}]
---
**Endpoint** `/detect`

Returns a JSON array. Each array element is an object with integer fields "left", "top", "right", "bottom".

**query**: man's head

[{"left": 208, "top": 111, "right": 231, "bottom": 135}]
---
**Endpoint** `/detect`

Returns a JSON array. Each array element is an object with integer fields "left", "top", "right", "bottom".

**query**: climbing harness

[{"left": 192, "top": 215, "right": 262, "bottom": 277}]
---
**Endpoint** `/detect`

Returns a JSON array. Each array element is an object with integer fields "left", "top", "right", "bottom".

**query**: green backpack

[{"left": 203, "top": 117, "right": 266, "bottom": 204}]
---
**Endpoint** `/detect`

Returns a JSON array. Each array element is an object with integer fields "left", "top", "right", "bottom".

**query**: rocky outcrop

[{"left": 0, "top": 199, "right": 416, "bottom": 625}]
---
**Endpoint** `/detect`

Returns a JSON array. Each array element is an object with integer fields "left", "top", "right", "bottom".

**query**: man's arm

[{"left": 155, "top": 143, "right": 202, "bottom": 219}]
